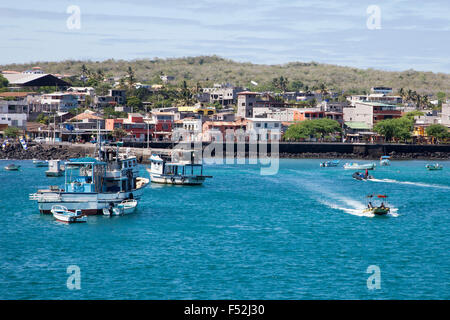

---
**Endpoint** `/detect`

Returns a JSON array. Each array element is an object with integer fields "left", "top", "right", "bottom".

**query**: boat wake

[
  {"left": 368, "top": 178, "right": 450, "bottom": 190},
  {"left": 318, "top": 197, "right": 376, "bottom": 218}
]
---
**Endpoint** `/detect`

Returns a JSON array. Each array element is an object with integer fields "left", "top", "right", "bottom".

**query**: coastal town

[{"left": 0, "top": 66, "right": 449, "bottom": 153}]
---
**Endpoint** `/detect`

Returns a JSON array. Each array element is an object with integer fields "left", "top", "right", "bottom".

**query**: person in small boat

[
  {"left": 364, "top": 169, "right": 368, "bottom": 179},
  {"left": 368, "top": 202, "right": 373, "bottom": 209},
  {"left": 380, "top": 202, "right": 385, "bottom": 209}
]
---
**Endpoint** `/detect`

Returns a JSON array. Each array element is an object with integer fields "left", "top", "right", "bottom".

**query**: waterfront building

[
  {"left": 245, "top": 118, "right": 282, "bottom": 141},
  {"left": 343, "top": 101, "right": 402, "bottom": 129},
  {"left": 202, "top": 119, "right": 247, "bottom": 142},
  {"left": 106, "top": 113, "right": 152, "bottom": 142}
]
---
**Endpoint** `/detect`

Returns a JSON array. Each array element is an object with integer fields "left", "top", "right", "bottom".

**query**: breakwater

[{"left": 1, "top": 141, "right": 449, "bottom": 162}]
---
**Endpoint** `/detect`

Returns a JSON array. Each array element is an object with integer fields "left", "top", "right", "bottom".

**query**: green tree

[
  {"left": 374, "top": 117, "right": 414, "bottom": 142},
  {"left": 112, "top": 128, "right": 128, "bottom": 141},
  {"left": 284, "top": 119, "right": 341, "bottom": 141},
  {"left": 127, "top": 96, "right": 142, "bottom": 112},
  {"left": 426, "top": 124, "right": 449, "bottom": 143},
  {"left": 0, "top": 74, "right": 8, "bottom": 88},
  {"left": 4, "top": 126, "right": 20, "bottom": 138}
]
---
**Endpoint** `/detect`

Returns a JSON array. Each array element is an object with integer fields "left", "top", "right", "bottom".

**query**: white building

[
  {"left": 442, "top": 103, "right": 450, "bottom": 126},
  {"left": 40, "top": 93, "right": 78, "bottom": 112},
  {"left": 246, "top": 118, "right": 281, "bottom": 141}
]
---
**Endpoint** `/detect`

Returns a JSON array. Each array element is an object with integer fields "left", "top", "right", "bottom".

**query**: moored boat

[
  {"left": 343, "top": 162, "right": 376, "bottom": 170},
  {"left": 33, "top": 159, "right": 48, "bottom": 167},
  {"left": 4, "top": 164, "right": 20, "bottom": 171},
  {"left": 30, "top": 143, "right": 149, "bottom": 215},
  {"left": 45, "top": 160, "right": 64, "bottom": 177},
  {"left": 426, "top": 163, "right": 443, "bottom": 171},
  {"left": 320, "top": 160, "right": 340, "bottom": 167},
  {"left": 51, "top": 205, "right": 87, "bottom": 223},
  {"left": 147, "top": 152, "right": 212, "bottom": 185}
]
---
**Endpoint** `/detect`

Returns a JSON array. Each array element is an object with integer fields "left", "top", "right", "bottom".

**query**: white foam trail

[
  {"left": 369, "top": 178, "right": 450, "bottom": 190},
  {"left": 318, "top": 198, "right": 375, "bottom": 218}
]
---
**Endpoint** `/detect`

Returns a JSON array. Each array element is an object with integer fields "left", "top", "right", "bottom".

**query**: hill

[{"left": 1, "top": 56, "right": 449, "bottom": 95}]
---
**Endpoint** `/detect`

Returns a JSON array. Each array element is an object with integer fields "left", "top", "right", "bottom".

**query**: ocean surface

[{"left": 0, "top": 159, "right": 449, "bottom": 299}]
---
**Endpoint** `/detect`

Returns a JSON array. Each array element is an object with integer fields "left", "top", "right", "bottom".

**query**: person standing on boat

[{"left": 365, "top": 169, "right": 368, "bottom": 179}]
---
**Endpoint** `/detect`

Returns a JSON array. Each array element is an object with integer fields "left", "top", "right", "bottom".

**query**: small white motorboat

[
  {"left": 343, "top": 162, "right": 376, "bottom": 170},
  {"left": 103, "top": 199, "right": 138, "bottom": 216},
  {"left": 51, "top": 205, "right": 87, "bottom": 223},
  {"left": 114, "top": 199, "right": 138, "bottom": 215}
]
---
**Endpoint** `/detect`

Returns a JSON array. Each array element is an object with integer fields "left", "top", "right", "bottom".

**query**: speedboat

[
  {"left": 380, "top": 156, "right": 391, "bottom": 166},
  {"left": 426, "top": 163, "right": 443, "bottom": 171},
  {"left": 352, "top": 171, "right": 373, "bottom": 181},
  {"left": 320, "top": 160, "right": 340, "bottom": 167},
  {"left": 4, "top": 164, "right": 20, "bottom": 171},
  {"left": 51, "top": 205, "right": 87, "bottom": 223},
  {"left": 363, "top": 194, "right": 390, "bottom": 216},
  {"left": 344, "top": 162, "right": 376, "bottom": 170}
]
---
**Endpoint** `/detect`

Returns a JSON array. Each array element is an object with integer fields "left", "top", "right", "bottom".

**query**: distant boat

[
  {"left": 320, "top": 160, "right": 340, "bottom": 167},
  {"left": 51, "top": 205, "right": 87, "bottom": 223},
  {"left": 33, "top": 159, "right": 48, "bottom": 167},
  {"left": 344, "top": 162, "right": 376, "bottom": 170},
  {"left": 4, "top": 164, "right": 20, "bottom": 171},
  {"left": 363, "top": 194, "right": 390, "bottom": 216},
  {"left": 45, "top": 160, "right": 64, "bottom": 177},
  {"left": 426, "top": 163, "right": 443, "bottom": 171},
  {"left": 380, "top": 156, "right": 391, "bottom": 166}
]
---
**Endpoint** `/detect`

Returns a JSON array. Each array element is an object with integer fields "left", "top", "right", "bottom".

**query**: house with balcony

[
  {"left": 106, "top": 113, "right": 154, "bottom": 142},
  {"left": 245, "top": 118, "right": 282, "bottom": 142},
  {"left": 39, "top": 92, "right": 78, "bottom": 113},
  {"left": 343, "top": 101, "right": 402, "bottom": 129},
  {"left": 202, "top": 120, "right": 247, "bottom": 142},
  {"left": 151, "top": 111, "right": 175, "bottom": 141}
]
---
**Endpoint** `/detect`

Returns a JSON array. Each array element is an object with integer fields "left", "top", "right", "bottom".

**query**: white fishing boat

[
  {"left": 45, "top": 160, "right": 64, "bottom": 177},
  {"left": 30, "top": 142, "right": 149, "bottom": 215},
  {"left": 51, "top": 205, "right": 87, "bottom": 223},
  {"left": 343, "top": 162, "right": 376, "bottom": 170},
  {"left": 147, "top": 152, "right": 212, "bottom": 185}
]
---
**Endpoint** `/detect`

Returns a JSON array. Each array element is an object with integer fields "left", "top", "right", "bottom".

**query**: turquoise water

[{"left": 0, "top": 159, "right": 449, "bottom": 299}]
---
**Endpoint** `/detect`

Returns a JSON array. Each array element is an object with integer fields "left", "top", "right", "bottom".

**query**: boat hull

[
  {"left": 150, "top": 173, "right": 206, "bottom": 185},
  {"left": 32, "top": 182, "right": 148, "bottom": 215}
]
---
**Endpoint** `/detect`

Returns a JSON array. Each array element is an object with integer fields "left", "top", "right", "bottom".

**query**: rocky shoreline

[{"left": 1, "top": 142, "right": 449, "bottom": 161}]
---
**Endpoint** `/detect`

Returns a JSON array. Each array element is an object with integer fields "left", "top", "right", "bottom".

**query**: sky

[{"left": 0, "top": 0, "right": 449, "bottom": 73}]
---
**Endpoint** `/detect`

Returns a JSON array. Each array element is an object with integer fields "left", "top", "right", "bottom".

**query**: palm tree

[{"left": 127, "top": 66, "right": 135, "bottom": 90}]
